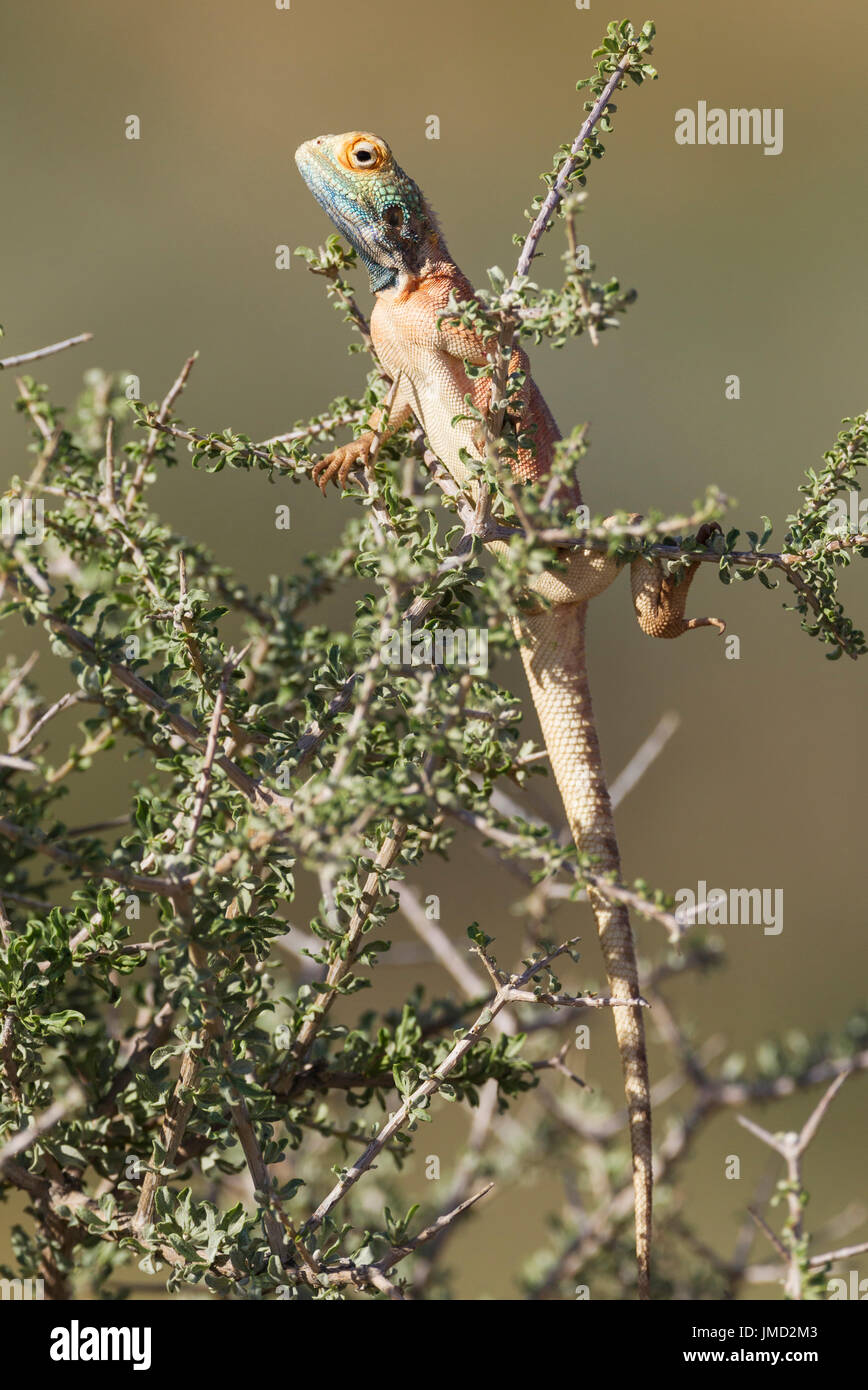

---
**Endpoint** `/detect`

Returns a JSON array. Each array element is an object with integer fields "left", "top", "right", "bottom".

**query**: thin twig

[
  {"left": 125, "top": 353, "right": 197, "bottom": 509},
  {"left": 300, "top": 940, "right": 632, "bottom": 1239},
  {"left": 0, "top": 333, "right": 92, "bottom": 371},
  {"left": 0, "top": 1087, "right": 84, "bottom": 1168},
  {"left": 183, "top": 647, "right": 249, "bottom": 857}
]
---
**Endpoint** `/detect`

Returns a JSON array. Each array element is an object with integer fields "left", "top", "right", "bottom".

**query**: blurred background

[{"left": 1, "top": 0, "right": 866, "bottom": 1298}]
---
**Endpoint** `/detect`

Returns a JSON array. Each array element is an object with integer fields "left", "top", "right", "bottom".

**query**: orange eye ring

[{"left": 339, "top": 134, "right": 388, "bottom": 172}]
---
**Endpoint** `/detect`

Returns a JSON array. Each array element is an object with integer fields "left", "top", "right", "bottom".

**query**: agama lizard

[{"left": 296, "top": 130, "right": 723, "bottom": 1299}]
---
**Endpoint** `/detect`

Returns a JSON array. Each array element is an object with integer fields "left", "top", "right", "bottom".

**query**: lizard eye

[{"left": 341, "top": 135, "right": 388, "bottom": 171}]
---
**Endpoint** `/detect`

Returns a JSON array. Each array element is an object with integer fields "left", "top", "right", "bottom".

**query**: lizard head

[{"left": 295, "top": 132, "right": 445, "bottom": 292}]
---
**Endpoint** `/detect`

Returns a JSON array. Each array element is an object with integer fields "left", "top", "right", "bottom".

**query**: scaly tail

[{"left": 517, "top": 599, "right": 652, "bottom": 1300}]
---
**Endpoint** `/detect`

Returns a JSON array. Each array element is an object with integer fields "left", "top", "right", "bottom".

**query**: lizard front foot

[{"left": 311, "top": 433, "right": 374, "bottom": 495}]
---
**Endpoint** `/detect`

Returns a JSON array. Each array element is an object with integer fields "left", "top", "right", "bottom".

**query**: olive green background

[{"left": 2, "top": 0, "right": 867, "bottom": 1298}]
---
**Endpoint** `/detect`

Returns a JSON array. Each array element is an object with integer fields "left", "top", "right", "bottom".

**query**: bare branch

[{"left": 0, "top": 333, "right": 92, "bottom": 371}]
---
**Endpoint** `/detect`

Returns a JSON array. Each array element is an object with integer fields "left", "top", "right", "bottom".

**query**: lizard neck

[
  {"left": 388, "top": 255, "right": 461, "bottom": 301},
  {"left": 379, "top": 218, "right": 457, "bottom": 288}
]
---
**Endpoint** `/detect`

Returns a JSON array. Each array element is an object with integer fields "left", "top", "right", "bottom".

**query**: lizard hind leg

[{"left": 630, "top": 520, "right": 725, "bottom": 639}]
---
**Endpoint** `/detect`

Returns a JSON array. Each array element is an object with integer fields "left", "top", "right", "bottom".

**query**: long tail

[{"left": 517, "top": 599, "right": 652, "bottom": 1300}]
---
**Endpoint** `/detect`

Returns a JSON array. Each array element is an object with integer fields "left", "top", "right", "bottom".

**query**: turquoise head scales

[{"left": 295, "top": 132, "right": 437, "bottom": 291}]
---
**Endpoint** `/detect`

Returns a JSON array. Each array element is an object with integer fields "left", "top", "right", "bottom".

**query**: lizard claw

[{"left": 311, "top": 434, "right": 373, "bottom": 495}]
